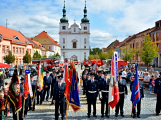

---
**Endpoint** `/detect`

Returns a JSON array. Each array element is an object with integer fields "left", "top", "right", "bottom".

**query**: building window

[
  {"left": 84, "top": 38, "right": 86, "bottom": 44},
  {"left": 157, "top": 33, "right": 159, "bottom": 41},
  {"left": 63, "top": 52, "right": 65, "bottom": 58},
  {"left": 63, "top": 38, "right": 65, "bottom": 44},
  {"left": 153, "top": 34, "right": 155, "bottom": 42},
  {"left": 84, "top": 52, "right": 86, "bottom": 59},
  {"left": 133, "top": 43, "right": 134, "bottom": 48},
  {"left": 22, "top": 48, "right": 24, "bottom": 54},
  {"left": 16, "top": 48, "right": 18, "bottom": 53},
  {"left": 19, "top": 59, "right": 21, "bottom": 64},
  {"left": 63, "top": 46, "right": 65, "bottom": 48},
  {"left": 2, "top": 46, "right": 5, "bottom": 53},
  {"left": 13, "top": 47, "right": 15, "bottom": 53},
  {"left": 84, "top": 46, "right": 86, "bottom": 48},
  {"left": 49, "top": 46, "right": 51, "bottom": 50},
  {"left": 19, "top": 48, "right": 21, "bottom": 54},
  {"left": 84, "top": 27, "right": 87, "bottom": 30},
  {"left": 62, "top": 26, "right": 66, "bottom": 30},
  {"left": 7, "top": 46, "right": 9, "bottom": 52},
  {"left": 74, "top": 27, "right": 76, "bottom": 32},
  {"left": 29, "top": 49, "right": 31, "bottom": 54},
  {"left": 73, "top": 42, "right": 76, "bottom": 48}
]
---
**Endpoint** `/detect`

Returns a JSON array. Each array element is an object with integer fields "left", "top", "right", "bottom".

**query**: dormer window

[
  {"left": 62, "top": 26, "right": 66, "bottom": 30},
  {"left": 14, "top": 36, "right": 19, "bottom": 40}
]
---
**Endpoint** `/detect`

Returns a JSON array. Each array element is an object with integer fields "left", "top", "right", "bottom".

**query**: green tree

[
  {"left": 23, "top": 51, "right": 32, "bottom": 64},
  {"left": 4, "top": 50, "right": 15, "bottom": 64},
  {"left": 55, "top": 53, "right": 60, "bottom": 57},
  {"left": 94, "top": 52, "right": 100, "bottom": 59},
  {"left": 107, "top": 47, "right": 114, "bottom": 59},
  {"left": 99, "top": 51, "right": 108, "bottom": 60},
  {"left": 121, "top": 43, "right": 136, "bottom": 62},
  {"left": 33, "top": 50, "right": 41, "bottom": 59},
  {"left": 42, "top": 54, "right": 47, "bottom": 58},
  {"left": 90, "top": 48, "right": 102, "bottom": 55},
  {"left": 88, "top": 55, "right": 94, "bottom": 60},
  {"left": 137, "top": 35, "right": 159, "bottom": 69}
]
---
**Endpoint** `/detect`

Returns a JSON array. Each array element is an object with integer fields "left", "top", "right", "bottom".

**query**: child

[{"left": 0, "top": 89, "right": 5, "bottom": 120}]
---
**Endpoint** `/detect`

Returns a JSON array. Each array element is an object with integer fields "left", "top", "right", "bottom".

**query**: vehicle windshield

[
  {"left": 53, "top": 61, "right": 59, "bottom": 64},
  {"left": 59, "top": 60, "right": 64, "bottom": 63}
]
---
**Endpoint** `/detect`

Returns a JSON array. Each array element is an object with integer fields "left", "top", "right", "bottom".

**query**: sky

[{"left": 1, "top": 0, "right": 161, "bottom": 48}]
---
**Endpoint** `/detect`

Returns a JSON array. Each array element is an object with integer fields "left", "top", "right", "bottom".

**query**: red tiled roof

[
  {"left": 102, "top": 48, "right": 106, "bottom": 51},
  {"left": 35, "top": 31, "right": 60, "bottom": 47},
  {"left": 0, "top": 25, "right": 32, "bottom": 45}
]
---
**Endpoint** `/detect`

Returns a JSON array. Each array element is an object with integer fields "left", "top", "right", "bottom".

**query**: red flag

[
  {"left": 8, "top": 66, "right": 22, "bottom": 113},
  {"left": 108, "top": 53, "right": 120, "bottom": 109},
  {"left": 23, "top": 73, "right": 30, "bottom": 98}
]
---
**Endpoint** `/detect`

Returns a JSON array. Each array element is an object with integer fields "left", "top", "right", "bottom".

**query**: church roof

[
  {"left": 71, "top": 22, "right": 79, "bottom": 27},
  {"left": 35, "top": 31, "right": 60, "bottom": 47}
]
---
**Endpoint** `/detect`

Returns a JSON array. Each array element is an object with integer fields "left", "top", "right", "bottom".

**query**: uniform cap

[
  {"left": 90, "top": 73, "right": 95, "bottom": 77},
  {"left": 119, "top": 72, "right": 122, "bottom": 76},
  {"left": 30, "top": 75, "right": 34, "bottom": 78},
  {"left": 104, "top": 71, "right": 108, "bottom": 75},
  {"left": 46, "top": 71, "right": 49, "bottom": 74},
  {"left": 20, "top": 77, "right": 24, "bottom": 81},
  {"left": 58, "top": 75, "right": 63, "bottom": 80}
]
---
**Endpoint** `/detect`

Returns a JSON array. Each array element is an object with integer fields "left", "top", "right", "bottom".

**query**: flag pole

[{"left": 17, "top": 111, "right": 19, "bottom": 120}]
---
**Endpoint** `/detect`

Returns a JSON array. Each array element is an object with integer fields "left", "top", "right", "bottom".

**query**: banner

[{"left": 25, "top": 70, "right": 33, "bottom": 97}]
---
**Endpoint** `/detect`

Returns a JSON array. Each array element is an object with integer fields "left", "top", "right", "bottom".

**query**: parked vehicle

[
  {"left": 83, "top": 59, "right": 104, "bottom": 67},
  {"left": 8, "top": 67, "right": 19, "bottom": 77},
  {"left": 29, "top": 67, "right": 38, "bottom": 76}
]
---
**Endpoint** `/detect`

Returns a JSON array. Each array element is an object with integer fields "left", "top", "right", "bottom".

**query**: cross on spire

[{"left": 74, "top": 19, "right": 76, "bottom": 23}]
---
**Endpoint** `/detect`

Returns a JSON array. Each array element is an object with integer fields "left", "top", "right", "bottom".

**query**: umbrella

[{"left": 0, "top": 63, "right": 11, "bottom": 68}]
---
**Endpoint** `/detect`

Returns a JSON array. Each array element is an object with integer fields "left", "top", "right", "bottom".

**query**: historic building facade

[{"left": 59, "top": 1, "right": 90, "bottom": 61}]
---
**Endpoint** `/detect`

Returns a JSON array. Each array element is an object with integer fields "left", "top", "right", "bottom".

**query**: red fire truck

[
  {"left": 83, "top": 59, "right": 104, "bottom": 67},
  {"left": 32, "top": 58, "right": 59, "bottom": 71}
]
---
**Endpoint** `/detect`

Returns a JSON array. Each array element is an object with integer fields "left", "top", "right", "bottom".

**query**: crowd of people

[{"left": 0, "top": 63, "right": 161, "bottom": 120}]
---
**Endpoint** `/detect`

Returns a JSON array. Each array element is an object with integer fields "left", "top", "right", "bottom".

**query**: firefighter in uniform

[
  {"left": 115, "top": 72, "right": 128, "bottom": 117},
  {"left": 154, "top": 73, "right": 161, "bottom": 116},
  {"left": 53, "top": 75, "right": 66, "bottom": 120},
  {"left": 130, "top": 78, "right": 144, "bottom": 118},
  {"left": 100, "top": 71, "right": 110, "bottom": 118},
  {"left": 86, "top": 73, "right": 99, "bottom": 118}
]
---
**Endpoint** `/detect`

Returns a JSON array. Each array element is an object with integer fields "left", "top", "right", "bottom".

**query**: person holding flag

[
  {"left": 115, "top": 72, "right": 128, "bottom": 117},
  {"left": 130, "top": 64, "right": 143, "bottom": 118}
]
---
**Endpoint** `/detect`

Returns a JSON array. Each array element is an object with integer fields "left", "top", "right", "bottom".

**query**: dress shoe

[
  {"left": 101, "top": 115, "right": 104, "bottom": 118},
  {"left": 115, "top": 114, "right": 118, "bottom": 117},
  {"left": 105, "top": 114, "right": 109, "bottom": 118},
  {"left": 87, "top": 115, "right": 90, "bottom": 118},
  {"left": 133, "top": 114, "right": 136, "bottom": 118},
  {"left": 137, "top": 115, "right": 140, "bottom": 118},
  {"left": 93, "top": 115, "right": 97, "bottom": 117},
  {"left": 46, "top": 99, "right": 48, "bottom": 101},
  {"left": 156, "top": 113, "right": 159, "bottom": 116},
  {"left": 121, "top": 114, "right": 124, "bottom": 117}
]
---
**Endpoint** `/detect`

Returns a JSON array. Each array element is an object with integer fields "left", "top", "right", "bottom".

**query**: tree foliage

[
  {"left": 23, "top": 51, "right": 32, "bottom": 63},
  {"left": 90, "top": 48, "right": 102, "bottom": 55},
  {"left": 107, "top": 47, "right": 114, "bottom": 59},
  {"left": 121, "top": 43, "right": 136, "bottom": 62},
  {"left": 42, "top": 54, "right": 47, "bottom": 58},
  {"left": 88, "top": 55, "right": 94, "bottom": 60},
  {"left": 33, "top": 50, "right": 41, "bottom": 59},
  {"left": 137, "top": 35, "right": 159, "bottom": 65},
  {"left": 4, "top": 50, "right": 15, "bottom": 64},
  {"left": 48, "top": 53, "right": 60, "bottom": 58},
  {"left": 94, "top": 52, "right": 100, "bottom": 59},
  {"left": 99, "top": 51, "right": 108, "bottom": 60}
]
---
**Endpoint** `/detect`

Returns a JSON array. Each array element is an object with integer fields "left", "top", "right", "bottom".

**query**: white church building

[{"left": 59, "top": 1, "right": 90, "bottom": 62}]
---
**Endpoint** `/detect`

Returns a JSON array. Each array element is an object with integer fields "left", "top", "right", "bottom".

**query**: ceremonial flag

[
  {"left": 69, "top": 66, "right": 81, "bottom": 112},
  {"left": 37, "top": 63, "right": 43, "bottom": 89},
  {"left": 94, "top": 60, "right": 97, "bottom": 72},
  {"left": 131, "top": 64, "right": 140, "bottom": 108},
  {"left": 63, "top": 62, "right": 68, "bottom": 83},
  {"left": 25, "top": 70, "right": 33, "bottom": 97},
  {"left": 8, "top": 66, "right": 22, "bottom": 113},
  {"left": 23, "top": 70, "right": 30, "bottom": 98},
  {"left": 108, "top": 52, "right": 119, "bottom": 109}
]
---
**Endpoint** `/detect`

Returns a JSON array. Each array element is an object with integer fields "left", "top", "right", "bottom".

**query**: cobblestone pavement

[{"left": 5, "top": 65, "right": 161, "bottom": 120}]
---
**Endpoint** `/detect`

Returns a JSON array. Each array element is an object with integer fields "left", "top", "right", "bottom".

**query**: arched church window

[{"left": 73, "top": 42, "right": 76, "bottom": 48}]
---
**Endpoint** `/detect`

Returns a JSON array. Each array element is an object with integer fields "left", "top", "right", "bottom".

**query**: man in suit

[
  {"left": 154, "top": 73, "right": 161, "bottom": 115},
  {"left": 115, "top": 72, "right": 128, "bottom": 117},
  {"left": 50, "top": 71, "right": 57, "bottom": 105},
  {"left": 130, "top": 78, "right": 144, "bottom": 118},
  {"left": 100, "top": 71, "right": 110, "bottom": 118},
  {"left": 86, "top": 73, "right": 99, "bottom": 118},
  {"left": 53, "top": 75, "right": 66, "bottom": 120},
  {"left": 43, "top": 71, "right": 52, "bottom": 101}
]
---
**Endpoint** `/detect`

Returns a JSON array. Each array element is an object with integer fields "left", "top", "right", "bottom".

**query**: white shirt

[{"left": 122, "top": 71, "right": 127, "bottom": 77}]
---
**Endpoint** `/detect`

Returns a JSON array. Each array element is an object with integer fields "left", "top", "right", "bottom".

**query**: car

[{"left": 8, "top": 67, "right": 19, "bottom": 77}]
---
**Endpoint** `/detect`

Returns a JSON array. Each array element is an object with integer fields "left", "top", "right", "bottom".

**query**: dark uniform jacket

[
  {"left": 51, "top": 76, "right": 57, "bottom": 87},
  {"left": 100, "top": 78, "right": 110, "bottom": 98},
  {"left": 130, "top": 81, "right": 144, "bottom": 98},
  {"left": 118, "top": 79, "right": 128, "bottom": 95},
  {"left": 43, "top": 76, "right": 52, "bottom": 87},
  {"left": 86, "top": 80, "right": 99, "bottom": 98},
  {"left": 154, "top": 78, "right": 161, "bottom": 96},
  {"left": 53, "top": 82, "right": 66, "bottom": 103}
]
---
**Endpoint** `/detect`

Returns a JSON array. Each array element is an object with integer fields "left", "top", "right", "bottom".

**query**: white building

[{"left": 59, "top": 1, "right": 90, "bottom": 62}]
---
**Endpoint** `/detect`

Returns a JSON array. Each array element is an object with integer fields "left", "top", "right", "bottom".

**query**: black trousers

[
  {"left": 156, "top": 96, "right": 161, "bottom": 113},
  {"left": 29, "top": 97, "right": 35, "bottom": 110},
  {"left": 37, "top": 91, "right": 43, "bottom": 104},
  {"left": 55, "top": 101, "right": 65, "bottom": 120},
  {"left": 87, "top": 97, "right": 97, "bottom": 115},
  {"left": 101, "top": 97, "right": 109, "bottom": 115},
  {"left": 115, "top": 93, "right": 124, "bottom": 115},
  {"left": 50, "top": 84, "right": 54, "bottom": 98},
  {"left": 43, "top": 86, "right": 50, "bottom": 100},
  {"left": 132, "top": 99, "right": 141, "bottom": 115}
]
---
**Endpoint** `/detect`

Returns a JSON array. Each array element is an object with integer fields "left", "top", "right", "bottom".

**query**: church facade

[{"left": 59, "top": 1, "right": 90, "bottom": 62}]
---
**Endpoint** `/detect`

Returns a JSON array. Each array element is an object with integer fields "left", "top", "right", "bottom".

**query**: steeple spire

[
  {"left": 60, "top": 0, "right": 68, "bottom": 23},
  {"left": 81, "top": 0, "right": 89, "bottom": 23}
]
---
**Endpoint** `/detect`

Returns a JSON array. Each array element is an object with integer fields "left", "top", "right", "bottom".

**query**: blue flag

[
  {"left": 131, "top": 64, "right": 141, "bottom": 108},
  {"left": 69, "top": 68, "right": 81, "bottom": 112}
]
